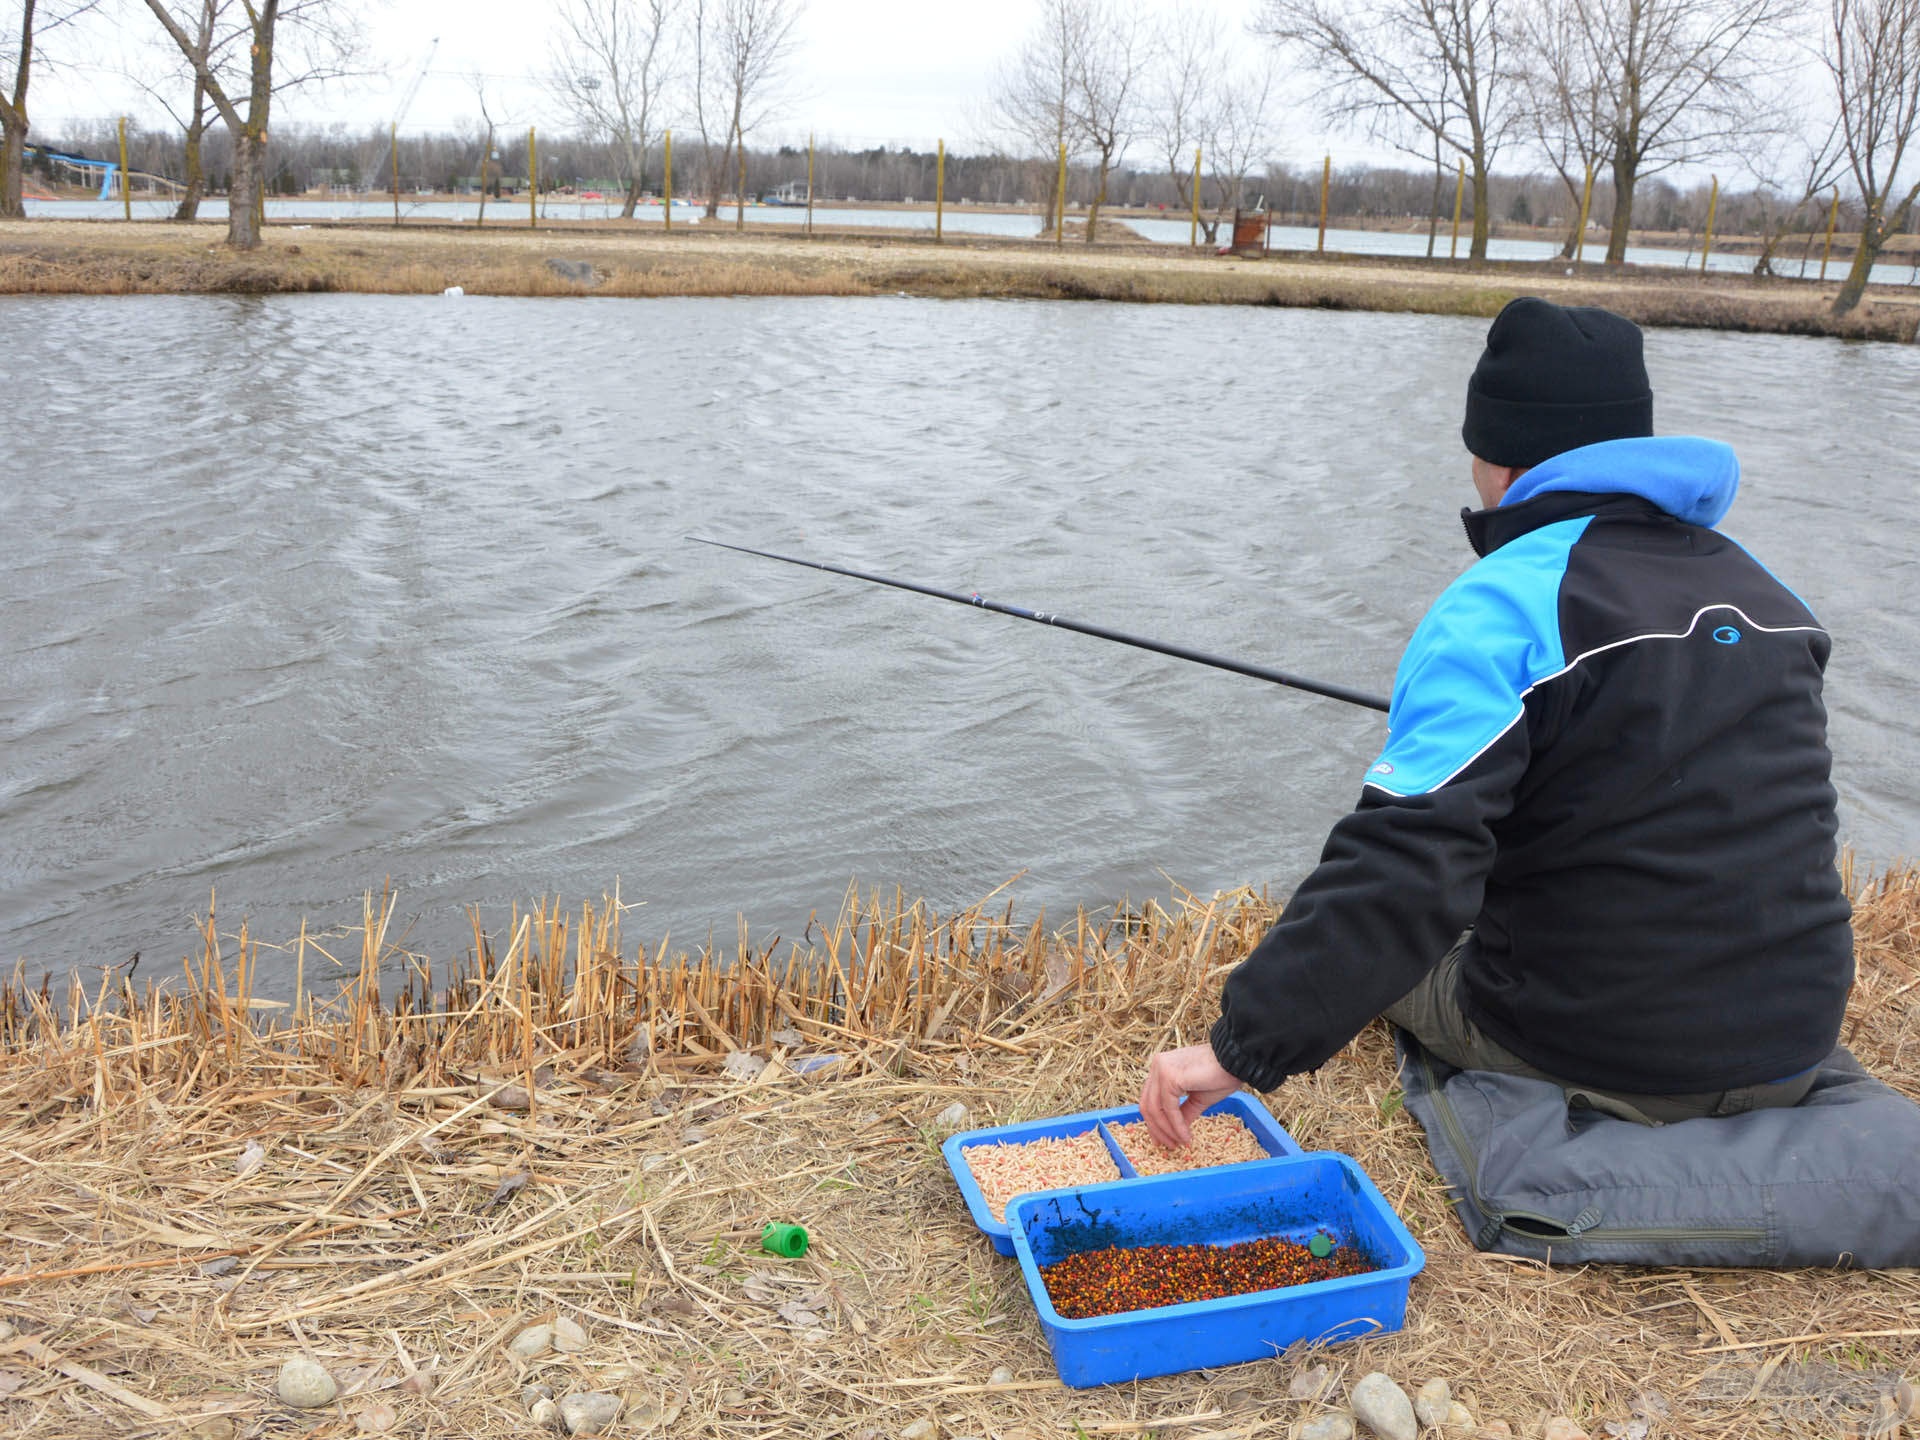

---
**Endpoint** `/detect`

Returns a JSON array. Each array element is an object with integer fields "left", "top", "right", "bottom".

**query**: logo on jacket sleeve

[{"left": 1712, "top": 625, "right": 1742, "bottom": 645}]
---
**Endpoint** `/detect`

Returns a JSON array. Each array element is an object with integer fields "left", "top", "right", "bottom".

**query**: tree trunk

[
  {"left": 174, "top": 103, "right": 206, "bottom": 220},
  {"left": 1085, "top": 153, "right": 1109, "bottom": 243},
  {"left": 1469, "top": 162, "right": 1489, "bottom": 260},
  {"left": 1427, "top": 162, "right": 1443, "bottom": 258},
  {"left": 1, "top": 0, "right": 33, "bottom": 220},
  {"left": 620, "top": 133, "right": 641, "bottom": 219},
  {"left": 1831, "top": 203, "right": 1884, "bottom": 315},
  {"left": 227, "top": 128, "right": 260, "bottom": 247},
  {"left": 224, "top": 0, "right": 278, "bottom": 249},
  {"left": 0, "top": 117, "right": 24, "bottom": 219},
  {"left": 1606, "top": 150, "right": 1636, "bottom": 265}
]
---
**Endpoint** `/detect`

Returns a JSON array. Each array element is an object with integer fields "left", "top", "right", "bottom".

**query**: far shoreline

[{"left": 3, "top": 217, "right": 1915, "bottom": 343}]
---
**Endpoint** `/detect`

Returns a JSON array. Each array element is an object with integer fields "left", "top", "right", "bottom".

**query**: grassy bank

[
  {"left": 1, "top": 865, "right": 1916, "bottom": 1438},
  {"left": 3, "top": 218, "right": 1915, "bottom": 341}
]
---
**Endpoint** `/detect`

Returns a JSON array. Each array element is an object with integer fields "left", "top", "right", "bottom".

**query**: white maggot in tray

[{"left": 962, "top": 1130, "right": 1120, "bottom": 1222}]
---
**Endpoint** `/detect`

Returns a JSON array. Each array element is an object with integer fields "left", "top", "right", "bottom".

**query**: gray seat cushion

[{"left": 1397, "top": 1032, "right": 1920, "bottom": 1267}]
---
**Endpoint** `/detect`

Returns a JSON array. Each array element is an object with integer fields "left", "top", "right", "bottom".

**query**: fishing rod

[{"left": 686, "top": 536, "right": 1391, "bottom": 714}]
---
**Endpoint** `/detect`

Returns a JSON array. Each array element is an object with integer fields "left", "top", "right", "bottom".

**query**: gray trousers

[{"left": 1382, "top": 936, "right": 1817, "bottom": 1126}]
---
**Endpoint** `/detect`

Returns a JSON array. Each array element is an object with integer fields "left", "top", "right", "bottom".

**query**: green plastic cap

[
  {"left": 761, "top": 1222, "right": 809, "bottom": 1258},
  {"left": 1308, "top": 1233, "right": 1335, "bottom": 1259}
]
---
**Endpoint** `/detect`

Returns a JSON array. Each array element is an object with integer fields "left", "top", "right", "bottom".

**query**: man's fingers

[{"left": 1139, "top": 1057, "right": 1192, "bottom": 1150}]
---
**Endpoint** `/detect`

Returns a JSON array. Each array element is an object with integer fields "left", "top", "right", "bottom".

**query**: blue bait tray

[
  {"left": 1006, "top": 1152, "right": 1425, "bottom": 1388},
  {"left": 942, "top": 1093, "right": 1302, "bottom": 1256}
]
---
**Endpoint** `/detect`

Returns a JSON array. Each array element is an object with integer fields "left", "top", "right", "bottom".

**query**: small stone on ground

[
  {"left": 1290, "top": 1363, "right": 1335, "bottom": 1401},
  {"left": 559, "top": 1391, "right": 622, "bottom": 1434},
  {"left": 988, "top": 1366, "right": 1015, "bottom": 1386},
  {"left": 1543, "top": 1420, "right": 1591, "bottom": 1440},
  {"left": 509, "top": 1323, "right": 553, "bottom": 1359},
  {"left": 1297, "top": 1415, "right": 1355, "bottom": 1440},
  {"left": 1415, "top": 1379, "right": 1453, "bottom": 1427},
  {"left": 551, "top": 1316, "right": 589, "bottom": 1352},
  {"left": 901, "top": 1420, "right": 939, "bottom": 1440},
  {"left": 275, "top": 1357, "right": 337, "bottom": 1408},
  {"left": 1349, "top": 1372, "right": 1417, "bottom": 1440}
]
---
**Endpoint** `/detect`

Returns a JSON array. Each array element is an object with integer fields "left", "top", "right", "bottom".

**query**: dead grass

[
  {"left": 2, "top": 218, "right": 1915, "bottom": 341},
  {"left": 0, "top": 864, "right": 1916, "bottom": 1439}
]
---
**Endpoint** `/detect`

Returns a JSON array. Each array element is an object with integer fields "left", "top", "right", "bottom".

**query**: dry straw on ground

[{"left": 2, "top": 865, "right": 1917, "bottom": 1439}]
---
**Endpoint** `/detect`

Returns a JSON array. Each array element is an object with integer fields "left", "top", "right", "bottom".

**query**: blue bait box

[
  {"left": 1005, "top": 1153, "right": 1425, "bottom": 1388},
  {"left": 942, "top": 1093, "right": 1302, "bottom": 1256}
]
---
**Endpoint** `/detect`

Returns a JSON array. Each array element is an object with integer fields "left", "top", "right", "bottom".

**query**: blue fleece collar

[{"left": 1501, "top": 437, "right": 1740, "bottom": 528}]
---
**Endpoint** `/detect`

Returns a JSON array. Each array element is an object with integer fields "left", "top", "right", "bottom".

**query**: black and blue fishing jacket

[{"left": 1211, "top": 436, "right": 1854, "bottom": 1096}]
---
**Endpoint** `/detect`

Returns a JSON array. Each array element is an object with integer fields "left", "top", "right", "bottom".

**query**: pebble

[
  {"left": 1543, "top": 1420, "right": 1590, "bottom": 1440},
  {"left": 559, "top": 1391, "right": 622, "bottom": 1435},
  {"left": 1290, "top": 1363, "right": 1336, "bottom": 1402},
  {"left": 530, "top": 1397, "right": 560, "bottom": 1426},
  {"left": 901, "top": 1421, "right": 939, "bottom": 1440},
  {"left": 1415, "top": 1379, "right": 1453, "bottom": 1428},
  {"left": 0, "top": 1321, "right": 14, "bottom": 1342},
  {"left": 509, "top": 1323, "right": 554, "bottom": 1359},
  {"left": 523, "top": 1384, "right": 554, "bottom": 1410},
  {"left": 1445, "top": 1401, "right": 1476, "bottom": 1435},
  {"left": 355, "top": 1401, "right": 398, "bottom": 1433},
  {"left": 275, "top": 1357, "right": 338, "bottom": 1408},
  {"left": 988, "top": 1366, "right": 1015, "bottom": 1386},
  {"left": 1350, "top": 1372, "right": 1417, "bottom": 1440},
  {"left": 551, "top": 1316, "right": 589, "bottom": 1353},
  {"left": 1297, "top": 1416, "right": 1355, "bottom": 1440},
  {"left": 934, "top": 1101, "right": 969, "bottom": 1128}
]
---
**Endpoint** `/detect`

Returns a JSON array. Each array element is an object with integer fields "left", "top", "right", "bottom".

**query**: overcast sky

[{"left": 31, "top": 0, "right": 1396, "bottom": 164}]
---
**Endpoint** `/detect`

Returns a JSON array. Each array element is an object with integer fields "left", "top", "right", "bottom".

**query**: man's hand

[{"left": 1139, "top": 1043, "right": 1244, "bottom": 1151}]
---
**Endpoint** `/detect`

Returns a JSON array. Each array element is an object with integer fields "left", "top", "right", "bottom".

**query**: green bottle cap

[
  {"left": 1308, "top": 1233, "right": 1335, "bottom": 1259},
  {"left": 761, "top": 1222, "right": 809, "bottom": 1258}
]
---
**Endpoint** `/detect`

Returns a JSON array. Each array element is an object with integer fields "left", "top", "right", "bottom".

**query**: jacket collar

[
  {"left": 1461, "top": 489, "right": 1665, "bottom": 557},
  {"left": 1460, "top": 435, "right": 1742, "bottom": 558}
]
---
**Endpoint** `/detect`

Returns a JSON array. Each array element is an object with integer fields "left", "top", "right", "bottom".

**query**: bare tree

[
  {"left": 1825, "top": 0, "right": 1920, "bottom": 312},
  {"left": 1069, "top": 0, "right": 1144, "bottom": 241},
  {"left": 1, "top": 0, "right": 98, "bottom": 219},
  {"left": 550, "top": 0, "right": 672, "bottom": 219},
  {"left": 143, "top": 0, "right": 360, "bottom": 247},
  {"left": 687, "top": 0, "right": 799, "bottom": 220},
  {"left": 1147, "top": 6, "right": 1219, "bottom": 237},
  {"left": 1259, "top": 0, "right": 1517, "bottom": 259},
  {"left": 1736, "top": 109, "right": 1844, "bottom": 276},
  {"left": 994, "top": 0, "right": 1091, "bottom": 236},
  {"left": 1206, "top": 55, "right": 1281, "bottom": 217},
  {"left": 126, "top": 0, "right": 233, "bottom": 220},
  {"left": 1561, "top": 0, "right": 1799, "bottom": 264},
  {"left": 1517, "top": 0, "right": 1613, "bottom": 257}
]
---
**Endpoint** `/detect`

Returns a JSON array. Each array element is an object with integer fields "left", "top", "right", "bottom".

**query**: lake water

[
  {"left": 2, "top": 295, "right": 1914, "bottom": 987},
  {"left": 26, "top": 198, "right": 1920, "bottom": 286}
]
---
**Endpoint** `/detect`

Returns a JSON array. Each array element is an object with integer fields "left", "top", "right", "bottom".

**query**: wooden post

[
  {"left": 1055, "top": 142, "right": 1067, "bottom": 247},
  {"left": 528, "top": 127, "right": 537, "bottom": 228},
  {"left": 1190, "top": 146, "right": 1201, "bottom": 248},
  {"left": 1820, "top": 189, "right": 1841, "bottom": 281},
  {"left": 806, "top": 132, "right": 814, "bottom": 237},
  {"left": 1699, "top": 174, "right": 1719, "bottom": 274},
  {"left": 935, "top": 138, "right": 945, "bottom": 242},
  {"left": 390, "top": 122, "right": 400, "bottom": 227},
  {"left": 478, "top": 125, "right": 489, "bottom": 228},
  {"left": 663, "top": 129, "right": 673, "bottom": 231},
  {"left": 1575, "top": 164, "right": 1594, "bottom": 267},
  {"left": 1316, "top": 154, "right": 1330, "bottom": 253},
  {"left": 118, "top": 117, "right": 131, "bottom": 221},
  {"left": 1449, "top": 160, "right": 1466, "bottom": 259}
]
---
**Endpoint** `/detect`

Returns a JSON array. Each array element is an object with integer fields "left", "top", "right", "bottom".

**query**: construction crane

[{"left": 363, "top": 37, "right": 440, "bottom": 196}]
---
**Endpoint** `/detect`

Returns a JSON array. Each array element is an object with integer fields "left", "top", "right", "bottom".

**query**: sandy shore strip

[{"left": 3, "top": 218, "right": 1915, "bottom": 341}]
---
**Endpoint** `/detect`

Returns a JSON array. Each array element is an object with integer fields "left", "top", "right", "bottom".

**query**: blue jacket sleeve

[{"left": 1208, "top": 524, "right": 1580, "bottom": 1090}]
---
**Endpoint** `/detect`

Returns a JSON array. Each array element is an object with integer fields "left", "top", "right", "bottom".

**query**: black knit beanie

[{"left": 1462, "top": 297, "right": 1653, "bottom": 468}]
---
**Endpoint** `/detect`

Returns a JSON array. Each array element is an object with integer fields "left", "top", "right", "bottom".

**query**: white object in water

[{"left": 442, "top": 285, "right": 464, "bottom": 297}]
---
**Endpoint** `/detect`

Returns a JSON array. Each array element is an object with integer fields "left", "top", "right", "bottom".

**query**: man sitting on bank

[{"left": 1140, "top": 296, "right": 1853, "bottom": 1141}]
